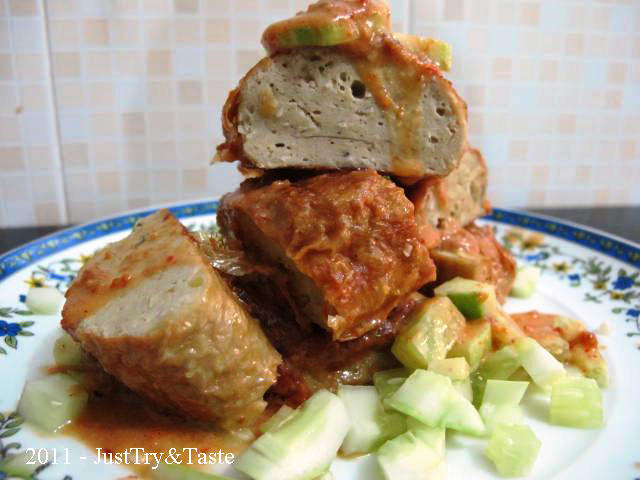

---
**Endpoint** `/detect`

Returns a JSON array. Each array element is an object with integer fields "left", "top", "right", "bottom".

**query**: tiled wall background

[{"left": 0, "top": 0, "right": 638, "bottom": 227}]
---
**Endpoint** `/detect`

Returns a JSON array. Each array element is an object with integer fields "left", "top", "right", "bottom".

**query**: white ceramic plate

[{"left": 1, "top": 201, "right": 639, "bottom": 480}]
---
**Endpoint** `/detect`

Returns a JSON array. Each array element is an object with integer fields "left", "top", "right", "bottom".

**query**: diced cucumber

[
  {"left": 373, "top": 368, "right": 411, "bottom": 403},
  {"left": 479, "top": 345, "right": 521, "bottom": 381},
  {"left": 260, "top": 405, "right": 296, "bottom": 434},
  {"left": 514, "top": 337, "right": 566, "bottom": 389},
  {"left": 152, "top": 463, "right": 233, "bottom": 480},
  {"left": 430, "top": 249, "right": 486, "bottom": 285},
  {"left": 448, "top": 320, "right": 492, "bottom": 371},
  {"left": 428, "top": 357, "right": 470, "bottom": 381},
  {"left": 391, "top": 297, "right": 465, "bottom": 370},
  {"left": 376, "top": 425, "right": 445, "bottom": 480},
  {"left": 18, "top": 374, "right": 88, "bottom": 432},
  {"left": 236, "top": 389, "right": 349, "bottom": 480},
  {"left": 25, "top": 286, "right": 64, "bottom": 314},
  {"left": 386, "top": 370, "right": 485, "bottom": 436},
  {"left": 570, "top": 343, "right": 609, "bottom": 388},
  {"left": 479, "top": 380, "right": 529, "bottom": 434},
  {"left": 53, "top": 331, "right": 88, "bottom": 367},
  {"left": 490, "top": 311, "right": 525, "bottom": 347},
  {"left": 337, "top": 385, "right": 406, "bottom": 456},
  {"left": 0, "top": 452, "right": 41, "bottom": 477},
  {"left": 550, "top": 377, "right": 603, "bottom": 429},
  {"left": 485, "top": 424, "right": 541, "bottom": 477},
  {"left": 434, "top": 278, "right": 499, "bottom": 320},
  {"left": 509, "top": 265, "right": 540, "bottom": 298},
  {"left": 453, "top": 378, "right": 473, "bottom": 403},
  {"left": 393, "top": 34, "right": 453, "bottom": 72}
]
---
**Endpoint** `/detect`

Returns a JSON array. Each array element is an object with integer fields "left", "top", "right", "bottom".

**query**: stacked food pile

[{"left": 14, "top": 2, "right": 608, "bottom": 479}]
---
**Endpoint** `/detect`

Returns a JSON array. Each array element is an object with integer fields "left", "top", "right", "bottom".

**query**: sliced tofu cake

[
  {"left": 218, "top": 46, "right": 468, "bottom": 178},
  {"left": 409, "top": 147, "right": 490, "bottom": 230},
  {"left": 218, "top": 170, "right": 437, "bottom": 341},
  {"left": 61, "top": 210, "right": 281, "bottom": 429}
]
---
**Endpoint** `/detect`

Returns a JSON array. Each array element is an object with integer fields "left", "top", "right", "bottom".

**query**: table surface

[{"left": 0, "top": 207, "right": 638, "bottom": 256}]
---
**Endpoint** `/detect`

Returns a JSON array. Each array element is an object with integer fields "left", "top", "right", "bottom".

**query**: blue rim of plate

[{"left": 0, "top": 202, "right": 638, "bottom": 282}]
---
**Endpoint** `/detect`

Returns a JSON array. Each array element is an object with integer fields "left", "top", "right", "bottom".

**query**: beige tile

[
  {"left": 0, "top": 147, "right": 25, "bottom": 171},
  {"left": 34, "top": 202, "right": 62, "bottom": 226},
  {"left": 488, "top": 85, "right": 510, "bottom": 108},
  {"left": 467, "top": 28, "right": 488, "bottom": 54},
  {"left": 527, "top": 190, "right": 546, "bottom": 206},
  {"left": 92, "top": 142, "right": 120, "bottom": 169},
  {"left": 174, "top": 0, "right": 199, "bottom": 13},
  {"left": 88, "top": 83, "right": 115, "bottom": 107},
  {"left": 513, "top": 58, "right": 536, "bottom": 81},
  {"left": 66, "top": 173, "right": 93, "bottom": 201},
  {"left": 9, "top": 0, "right": 39, "bottom": 16},
  {"left": 177, "top": 140, "right": 205, "bottom": 167},
  {"left": 148, "top": 111, "right": 175, "bottom": 137},
  {"left": 588, "top": 5, "right": 611, "bottom": 30},
  {"left": 0, "top": 85, "right": 17, "bottom": 115},
  {"left": 90, "top": 113, "right": 119, "bottom": 137},
  {"left": 203, "top": 0, "right": 231, "bottom": 15},
  {"left": 575, "top": 165, "right": 592, "bottom": 184},
  {"left": 234, "top": 18, "right": 262, "bottom": 46},
  {"left": 0, "top": 21, "right": 8, "bottom": 49},
  {"left": 568, "top": 5, "right": 585, "bottom": 29},
  {"left": 603, "top": 89, "right": 623, "bottom": 109},
  {"left": 468, "top": 112, "right": 483, "bottom": 135},
  {"left": 206, "top": 50, "right": 232, "bottom": 76},
  {"left": 27, "top": 146, "right": 54, "bottom": 170},
  {"left": 47, "top": 0, "right": 77, "bottom": 17},
  {"left": 121, "top": 112, "right": 146, "bottom": 136},
  {"left": 111, "top": 20, "right": 140, "bottom": 45},
  {"left": 492, "top": 58, "right": 512, "bottom": 80},
  {"left": 144, "top": 19, "right": 173, "bottom": 46},
  {"left": 147, "top": 50, "right": 172, "bottom": 75},
  {"left": 496, "top": 0, "right": 517, "bottom": 24},
  {"left": 84, "top": 19, "right": 109, "bottom": 46},
  {"left": 68, "top": 201, "right": 95, "bottom": 223},
  {"left": 520, "top": 2, "right": 540, "bottom": 25},
  {"left": 556, "top": 114, "right": 576, "bottom": 134},
  {"left": 53, "top": 52, "right": 81, "bottom": 78},
  {"left": 178, "top": 80, "right": 203, "bottom": 104},
  {"left": 182, "top": 167, "right": 207, "bottom": 192},
  {"left": 151, "top": 170, "right": 178, "bottom": 194},
  {"left": 143, "top": 0, "right": 172, "bottom": 14},
  {"left": 20, "top": 84, "right": 47, "bottom": 111},
  {"left": 444, "top": 0, "right": 464, "bottom": 21},
  {"left": 559, "top": 61, "right": 582, "bottom": 83},
  {"left": 112, "top": 0, "right": 140, "bottom": 14},
  {"left": 176, "top": 110, "right": 204, "bottom": 135},
  {"left": 147, "top": 80, "right": 175, "bottom": 106},
  {"left": 539, "top": 60, "right": 558, "bottom": 82},
  {"left": 619, "top": 140, "right": 637, "bottom": 160},
  {"left": 607, "top": 62, "right": 627, "bottom": 83},
  {"left": 175, "top": 19, "right": 201, "bottom": 44},
  {"left": 205, "top": 19, "right": 231, "bottom": 44},
  {"left": 115, "top": 51, "right": 146, "bottom": 75},
  {"left": 235, "top": 49, "right": 262, "bottom": 77},
  {"left": 233, "top": 0, "right": 260, "bottom": 11},
  {"left": 85, "top": 52, "right": 113, "bottom": 77},
  {"left": 62, "top": 143, "right": 89, "bottom": 170},
  {"left": 122, "top": 141, "right": 147, "bottom": 169},
  {"left": 127, "top": 197, "right": 151, "bottom": 210},
  {"left": 125, "top": 171, "right": 149, "bottom": 193},
  {"left": 50, "top": 20, "right": 79, "bottom": 47},
  {"left": 56, "top": 82, "right": 86, "bottom": 109},
  {"left": 0, "top": 54, "right": 13, "bottom": 80},
  {"left": 565, "top": 33, "right": 584, "bottom": 56},
  {"left": 0, "top": 117, "right": 21, "bottom": 142},
  {"left": 509, "top": 140, "right": 529, "bottom": 160},
  {"left": 468, "top": 0, "right": 489, "bottom": 22},
  {"left": 207, "top": 79, "right": 231, "bottom": 106},
  {"left": 150, "top": 140, "right": 176, "bottom": 168},
  {"left": 97, "top": 171, "right": 122, "bottom": 194},
  {"left": 14, "top": 54, "right": 45, "bottom": 81},
  {"left": 31, "top": 174, "right": 58, "bottom": 201},
  {"left": 1, "top": 176, "right": 30, "bottom": 202},
  {"left": 531, "top": 165, "right": 549, "bottom": 186}
]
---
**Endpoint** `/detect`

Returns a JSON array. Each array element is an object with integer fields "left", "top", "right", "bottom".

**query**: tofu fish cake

[{"left": 62, "top": 210, "right": 281, "bottom": 430}]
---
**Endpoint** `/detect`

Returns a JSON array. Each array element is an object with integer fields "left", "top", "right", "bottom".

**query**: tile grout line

[{"left": 40, "top": 0, "right": 70, "bottom": 225}]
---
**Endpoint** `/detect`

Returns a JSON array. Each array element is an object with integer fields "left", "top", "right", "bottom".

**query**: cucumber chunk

[
  {"left": 391, "top": 297, "right": 465, "bottom": 370},
  {"left": 490, "top": 310, "right": 526, "bottom": 347},
  {"left": 25, "top": 286, "right": 64, "bottom": 314},
  {"left": 393, "top": 33, "right": 453, "bottom": 72},
  {"left": 479, "top": 345, "right": 521, "bottom": 381},
  {"left": 479, "top": 380, "right": 529, "bottom": 434},
  {"left": 485, "top": 424, "right": 541, "bottom": 477},
  {"left": 453, "top": 378, "right": 473, "bottom": 403},
  {"left": 428, "top": 357, "right": 470, "bottom": 381},
  {"left": 260, "top": 405, "right": 296, "bottom": 434},
  {"left": 236, "top": 389, "right": 349, "bottom": 480},
  {"left": 0, "top": 452, "right": 42, "bottom": 477},
  {"left": 152, "top": 463, "right": 233, "bottom": 480},
  {"left": 550, "top": 377, "right": 603, "bottom": 429},
  {"left": 509, "top": 265, "right": 540, "bottom": 298},
  {"left": 514, "top": 337, "right": 566, "bottom": 389},
  {"left": 338, "top": 385, "right": 406, "bottom": 456},
  {"left": 373, "top": 368, "right": 411, "bottom": 403},
  {"left": 570, "top": 342, "right": 609, "bottom": 388},
  {"left": 434, "top": 278, "right": 499, "bottom": 320},
  {"left": 53, "top": 331, "right": 89, "bottom": 367},
  {"left": 17, "top": 374, "right": 88, "bottom": 432},
  {"left": 386, "top": 370, "right": 485, "bottom": 436},
  {"left": 376, "top": 424, "right": 445, "bottom": 480},
  {"left": 448, "top": 320, "right": 492, "bottom": 371}
]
